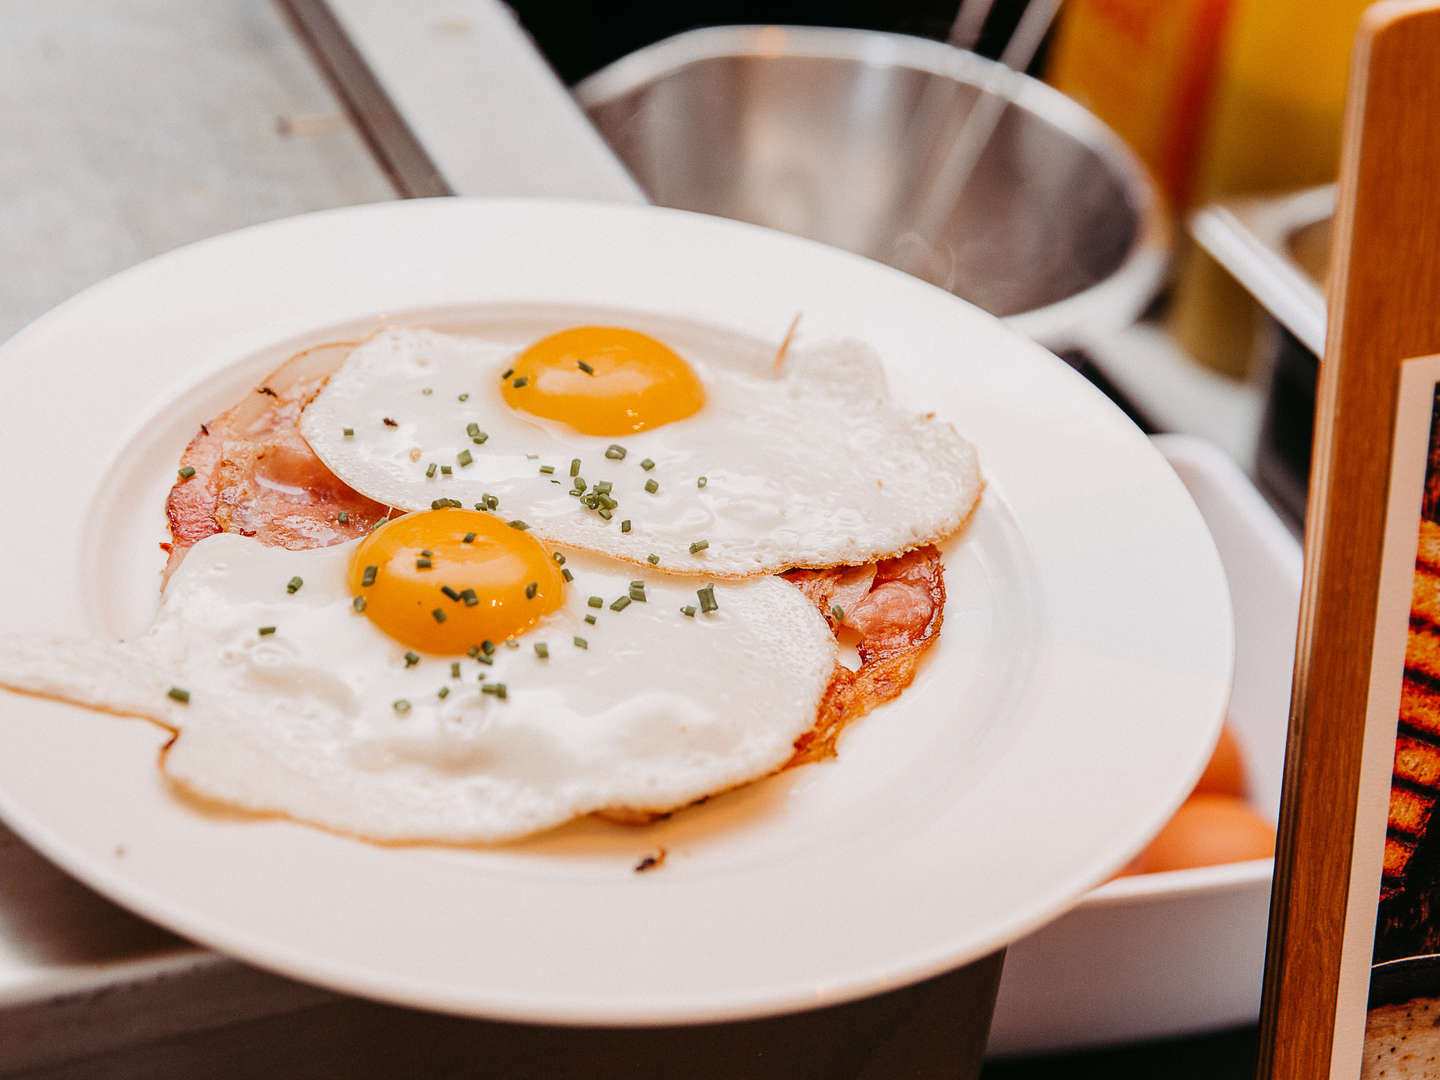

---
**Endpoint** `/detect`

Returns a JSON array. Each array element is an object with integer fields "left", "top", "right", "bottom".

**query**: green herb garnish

[
  {"left": 258, "top": 626, "right": 276, "bottom": 636},
  {"left": 177, "top": 465, "right": 196, "bottom": 480},
  {"left": 605, "top": 444, "right": 627, "bottom": 460},
  {"left": 362, "top": 565, "right": 378, "bottom": 586},
  {"left": 689, "top": 539, "right": 709, "bottom": 554},
  {"left": 644, "top": 478, "right": 659, "bottom": 494},
  {"left": 286, "top": 576, "right": 303, "bottom": 594},
  {"left": 167, "top": 686, "right": 190, "bottom": 703},
  {"left": 534, "top": 642, "right": 549, "bottom": 659},
  {"left": 698, "top": 584, "right": 718, "bottom": 613},
  {"left": 457, "top": 449, "right": 473, "bottom": 467},
  {"left": 610, "top": 595, "right": 632, "bottom": 612}
]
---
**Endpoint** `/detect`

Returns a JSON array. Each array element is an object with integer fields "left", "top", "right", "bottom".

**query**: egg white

[
  {"left": 299, "top": 328, "right": 982, "bottom": 577},
  {"left": 0, "top": 532, "right": 837, "bottom": 843}
]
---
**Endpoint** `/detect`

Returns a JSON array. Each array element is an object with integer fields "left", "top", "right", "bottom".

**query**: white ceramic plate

[{"left": 0, "top": 198, "right": 1231, "bottom": 1025}]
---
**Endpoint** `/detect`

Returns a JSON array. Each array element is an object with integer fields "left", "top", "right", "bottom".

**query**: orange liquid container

[{"left": 1047, "top": 0, "right": 1233, "bottom": 211}]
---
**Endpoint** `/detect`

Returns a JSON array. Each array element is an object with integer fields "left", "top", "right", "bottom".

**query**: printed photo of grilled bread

[{"left": 1376, "top": 522, "right": 1440, "bottom": 959}]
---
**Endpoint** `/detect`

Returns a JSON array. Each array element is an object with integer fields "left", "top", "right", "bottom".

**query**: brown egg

[
  {"left": 1191, "top": 723, "right": 1247, "bottom": 799},
  {"left": 1123, "top": 795, "right": 1276, "bottom": 875}
]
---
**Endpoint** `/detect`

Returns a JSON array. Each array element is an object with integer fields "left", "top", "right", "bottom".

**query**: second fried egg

[{"left": 299, "top": 327, "right": 982, "bottom": 577}]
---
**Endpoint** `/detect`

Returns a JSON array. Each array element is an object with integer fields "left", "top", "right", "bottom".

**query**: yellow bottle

[{"left": 1171, "top": 0, "right": 1370, "bottom": 375}]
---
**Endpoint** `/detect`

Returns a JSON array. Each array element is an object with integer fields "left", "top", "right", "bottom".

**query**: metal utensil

[{"left": 576, "top": 26, "right": 1167, "bottom": 353}]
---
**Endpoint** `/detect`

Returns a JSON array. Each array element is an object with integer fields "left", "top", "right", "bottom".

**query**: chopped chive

[
  {"left": 467, "top": 645, "right": 481, "bottom": 658},
  {"left": 831, "top": 604, "right": 845, "bottom": 623},
  {"left": 485, "top": 494, "right": 499, "bottom": 509},
  {"left": 697, "top": 476, "right": 708, "bottom": 488},
  {"left": 577, "top": 360, "right": 595, "bottom": 374},
  {"left": 698, "top": 584, "right": 718, "bottom": 613},
  {"left": 450, "top": 661, "right": 461, "bottom": 678},
  {"left": 507, "top": 520, "right": 529, "bottom": 530},
  {"left": 337, "top": 510, "right": 349, "bottom": 524},
  {"left": 584, "top": 613, "right": 597, "bottom": 625},
  {"left": 629, "top": 585, "right": 646, "bottom": 602},
  {"left": 167, "top": 686, "right": 190, "bottom": 703},
  {"left": 539, "top": 464, "right": 555, "bottom": 475},
  {"left": 465, "top": 422, "right": 481, "bottom": 438},
  {"left": 422, "top": 387, "right": 433, "bottom": 396},
  {"left": 597, "top": 508, "right": 612, "bottom": 520},
  {"left": 286, "top": 576, "right": 303, "bottom": 594},
  {"left": 460, "top": 588, "right": 478, "bottom": 607},
  {"left": 472, "top": 431, "right": 489, "bottom": 445},
  {"left": 343, "top": 427, "right": 355, "bottom": 437},
  {"left": 525, "top": 581, "right": 538, "bottom": 599},
  {"left": 457, "top": 449, "right": 473, "bottom": 467},
  {"left": 605, "top": 444, "right": 627, "bottom": 460},
  {"left": 640, "top": 458, "right": 655, "bottom": 471},
  {"left": 437, "top": 686, "right": 449, "bottom": 699},
  {"left": 494, "top": 683, "right": 508, "bottom": 700},
  {"left": 416, "top": 557, "right": 432, "bottom": 569},
  {"left": 511, "top": 376, "right": 529, "bottom": 389},
  {"left": 562, "top": 568, "right": 574, "bottom": 583},
  {"left": 481, "top": 683, "right": 496, "bottom": 695},
  {"left": 595, "top": 480, "right": 612, "bottom": 495},
  {"left": 689, "top": 539, "right": 709, "bottom": 554},
  {"left": 404, "top": 651, "right": 420, "bottom": 667},
  {"left": 462, "top": 532, "right": 476, "bottom": 543},
  {"left": 569, "top": 458, "right": 581, "bottom": 477},
  {"left": 647, "top": 554, "right": 660, "bottom": 565},
  {"left": 441, "top": 585, "right": 461, "bottom": 601},
  {"left": 534, "top": 642, "right": 549, "bottom": 659},
  {"left": 526, "top": 453, "right": 539, "bottom": 460},
  {"left": 588, "top": 596, "right": 604, "bottom": 608},
  {"left": 258, "top": 625, "right": 276, "bottom": 636},
  {"left": 681, "top": 605, "right": 697, "bottom": 617},
  {"left": 421, "top": 549, "right": 434, "bottom": 557},
  {"left": 393, "top": 699, "right": 411, "bottom": 714},
  {"left": 426, "top": 462, "right": 438, "bottom": 478},
  {"left": 177, "top": 464, "right": 196, "bottom": 480},
  {"left": 620, "top": 519, "right": 632, "bottom": 533},
  {"left": 431, "top": 608, "right": 447, "bottom": 623},
  {"left": 482, "top": 639, "right": 496, "bottom": 655},
  {"left": 644, "top": 478, "right": 659, "bottom": 494},
  {"left": 475, "top": 653, "right": 494, "bottom": 666},
  {"left": 431, "top": 498, "right": 457, "bottom": 509},
  {"left": 573, "top": 636, "right": 588, "bottom": 649},
  {"left": 610, "top": 595, "right": 632, "bottom": 612},
  {"left": 352, "top": 595, "right": 367, "bottom": 613},
  {"left": 458, "top": 393, "right": 469, "bottom": 402},
  {"left": 440, "top": 465, "right": 452, "bottom": 475},
  {"left": 362, "top": 565, "right": 378, "bottom": 587},
  {"left": 506, "top": 638, "right": 520, "bottom": 649},
  {"left": 572, "top": 477, "right": 587, "bottom": 493},
  {"left": 501, "top": 367, "right": 514, "bottom": 379},
  {"left": 551, "top": 551, "right": 566, "bottom": 565}
]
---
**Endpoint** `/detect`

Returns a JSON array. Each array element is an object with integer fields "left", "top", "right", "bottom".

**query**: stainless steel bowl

[{"left": 576, "top": 26, "right": 1169, "bottom": 353}]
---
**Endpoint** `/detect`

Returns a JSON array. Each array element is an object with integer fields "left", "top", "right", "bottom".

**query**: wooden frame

[{"left": 1258, "top": 2, "right": 1440, "bottom": 1076}]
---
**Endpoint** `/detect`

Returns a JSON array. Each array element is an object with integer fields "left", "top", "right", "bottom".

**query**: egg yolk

[
  {"left": 501, "top": 326, "right": 705, "bottom": 435},
  {"left": 347, "top": 509, "right": 564, "bottom": 654}
]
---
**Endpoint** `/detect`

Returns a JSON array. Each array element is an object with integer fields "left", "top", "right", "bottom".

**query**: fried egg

[
  {"left": 0, "top": 510, "right": 838, "bottom": 843},
  {"left": 299, "top": 327, "right": 981, "bottom": 576}
]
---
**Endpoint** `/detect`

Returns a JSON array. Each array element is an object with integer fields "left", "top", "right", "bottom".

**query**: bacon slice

[
  {"left": 163, "top": 342, "right": 391, "bottom": 582},
  {"left": 783, "top": 546, "right": 946, "bottom": 765}
]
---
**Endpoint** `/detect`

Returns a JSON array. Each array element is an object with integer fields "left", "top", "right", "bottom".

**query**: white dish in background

[
  {"left": 0, "top": 198, "right": 1231, "bottom": 1024},
  {"left": 989, "top": 434, "right": 1301, "bottom": 1054}
]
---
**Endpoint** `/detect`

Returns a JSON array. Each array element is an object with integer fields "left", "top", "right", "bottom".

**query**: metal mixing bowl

[{"left": 576, "top": 26, "right": 1169, "bottom": 353}]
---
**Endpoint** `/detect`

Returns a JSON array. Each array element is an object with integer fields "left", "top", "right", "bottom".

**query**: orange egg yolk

[
  {"left": 501, "top": 326, "right": 705, "bottom": 435},
  {"left": 347, "top": 509, "right": 564, "bottom": 654}
]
